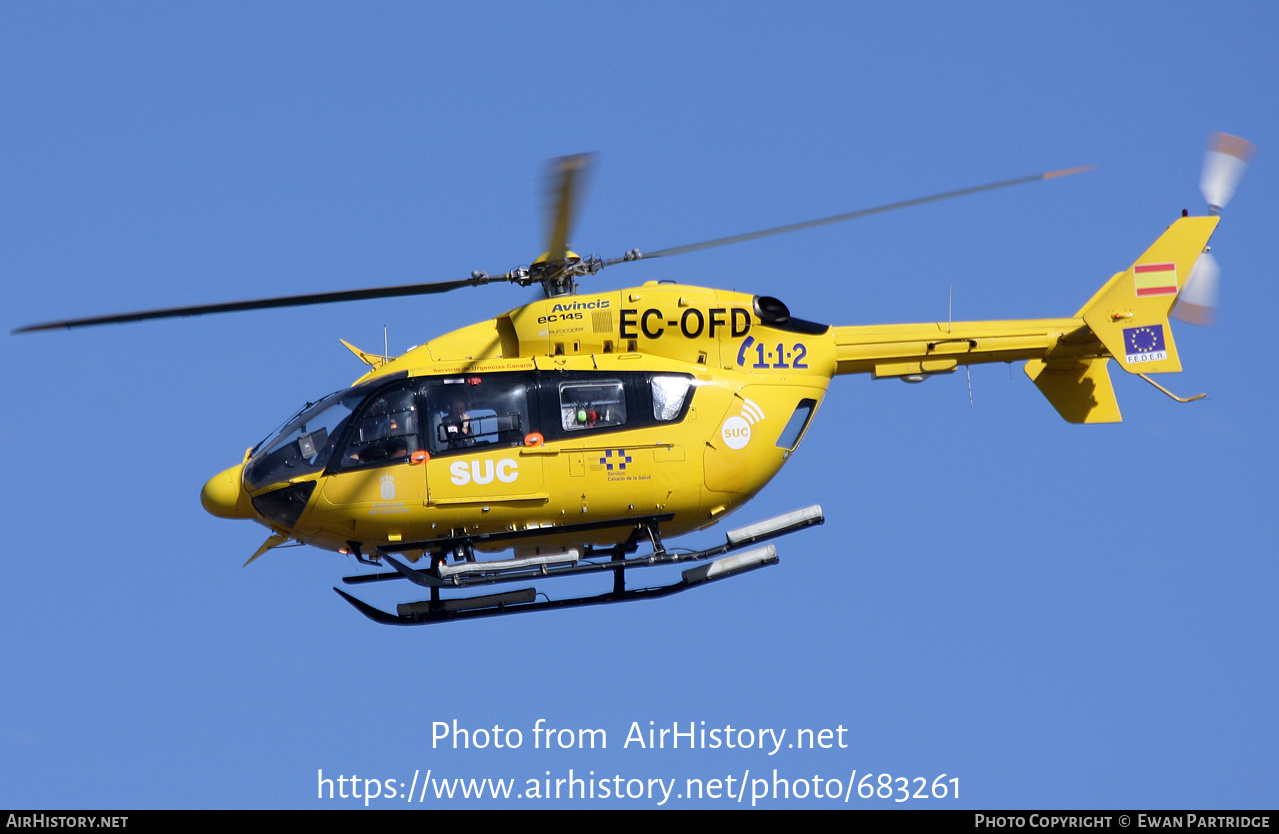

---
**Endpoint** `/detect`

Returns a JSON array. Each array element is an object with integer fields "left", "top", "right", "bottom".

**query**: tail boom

[{"left": 825, "top": 216, "right": 1221, "bottom": 424}]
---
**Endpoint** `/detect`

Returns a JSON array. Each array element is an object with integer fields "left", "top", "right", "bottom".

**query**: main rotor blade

[
  {"left": 544, "top": 153, "right": 594, "bottom": 263},
  {"left": 12, "top": 275, "right": 495, "bottom": 333},
  {"left": 607, "top": 166, "right": 1094, "bottom": 265}
]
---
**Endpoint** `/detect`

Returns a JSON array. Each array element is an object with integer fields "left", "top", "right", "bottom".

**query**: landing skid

[{"left": 335, "top": 505, "right": 823, "bottom": 625}]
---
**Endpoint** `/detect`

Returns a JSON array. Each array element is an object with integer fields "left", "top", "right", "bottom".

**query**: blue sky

[{"left": 3, "top": 2, "right": 1276, "bottom": 809}]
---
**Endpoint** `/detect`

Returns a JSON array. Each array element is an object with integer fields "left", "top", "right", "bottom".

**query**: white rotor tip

[{"left": 1208, "top": 133, "right": 1256, "bottom": 163}]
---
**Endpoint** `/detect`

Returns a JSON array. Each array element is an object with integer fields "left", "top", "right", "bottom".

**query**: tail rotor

[{"left": 1172, "top": 132, "right": 1255, "bottom": 326}]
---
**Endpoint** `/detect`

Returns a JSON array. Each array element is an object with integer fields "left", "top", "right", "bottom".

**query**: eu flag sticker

[{"left": 1123, "top": 324, "right": 1168, "bottom": 364}]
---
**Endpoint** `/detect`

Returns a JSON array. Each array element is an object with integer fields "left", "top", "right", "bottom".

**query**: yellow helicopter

[{"left": 13, "top": 135, "right": 1254, "bottom": 625}]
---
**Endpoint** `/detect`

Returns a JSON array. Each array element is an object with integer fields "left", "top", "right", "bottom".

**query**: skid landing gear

[{"left": 335, "top": 505, "right": 823, "bottom": 625}]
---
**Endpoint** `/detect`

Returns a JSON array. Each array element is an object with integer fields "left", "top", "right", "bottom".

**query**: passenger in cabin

[{"left": 442, "top": 396, "right": 472, "bottom": 448}]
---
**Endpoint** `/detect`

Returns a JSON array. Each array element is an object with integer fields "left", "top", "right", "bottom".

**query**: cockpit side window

[{"left": 335, "top": 382, "right": 422, "bottom": 471}]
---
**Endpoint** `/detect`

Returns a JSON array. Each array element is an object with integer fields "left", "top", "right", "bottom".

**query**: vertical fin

[{"left": 1078, "top": 216, "right": 1218, "bottom": 375}]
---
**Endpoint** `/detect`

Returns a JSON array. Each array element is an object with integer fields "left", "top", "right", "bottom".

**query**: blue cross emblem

[{"left": 600, "top": 449, "right": 632, "bottom": 471}]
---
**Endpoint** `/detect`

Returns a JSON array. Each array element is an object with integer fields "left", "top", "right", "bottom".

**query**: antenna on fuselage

[{"left": 950, "top": 282, "right": 973, "bottom": 409}]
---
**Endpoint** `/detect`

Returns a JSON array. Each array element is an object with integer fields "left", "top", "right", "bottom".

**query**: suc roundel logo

[{"left": 721, "top": 416, "right": 751, "bottom": 450}]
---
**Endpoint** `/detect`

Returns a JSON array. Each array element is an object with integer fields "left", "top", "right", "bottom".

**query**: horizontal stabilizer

[{"left": 1024, "top": 358, "right": 1121, "bottom": 423}]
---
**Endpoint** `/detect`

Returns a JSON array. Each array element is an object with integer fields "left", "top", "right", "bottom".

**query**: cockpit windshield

[{"left": 244, "top": 384, "right": 373, "bottom": 491}]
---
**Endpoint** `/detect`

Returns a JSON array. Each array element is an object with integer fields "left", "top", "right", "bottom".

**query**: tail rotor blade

[
  {"left": 1172, "top": 250, "right": 1220, "bottom": 326},
  {"left": 1200, "top": 133, "right": 1255, "bottom": 213},
  {"left": 1175, "top": 133, "right": 1254, "bottom": 326}
]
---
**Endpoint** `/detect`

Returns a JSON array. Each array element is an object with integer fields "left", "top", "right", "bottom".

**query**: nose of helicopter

[{"left": 201, "top": 464, "right": 257, "bottom": 520}]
